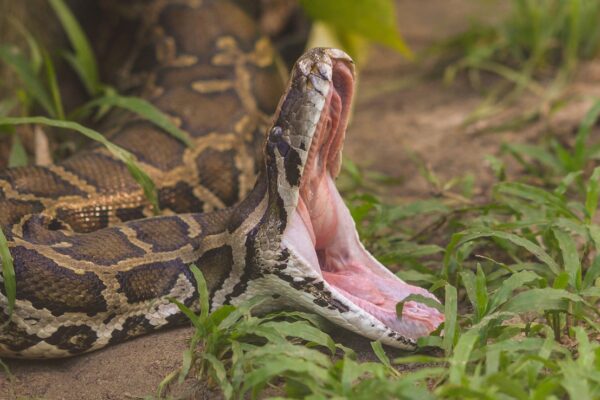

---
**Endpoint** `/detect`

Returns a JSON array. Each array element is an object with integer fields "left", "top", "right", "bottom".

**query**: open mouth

[{"left": 282, "top": 57, "right": 444, "bottom": 340}]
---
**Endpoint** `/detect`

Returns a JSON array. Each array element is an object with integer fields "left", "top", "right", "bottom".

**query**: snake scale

[{"left": 0, "top": 0, "right": 444, "bottom": 358}]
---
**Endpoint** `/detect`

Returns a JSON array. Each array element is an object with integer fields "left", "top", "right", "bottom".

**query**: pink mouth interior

[{"left": 285, "top": 60, "right": 444, "bottom": 339}]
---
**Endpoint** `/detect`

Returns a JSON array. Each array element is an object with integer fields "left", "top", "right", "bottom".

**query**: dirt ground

[{"left": 3, "top": 0, "right": 600, "bottom": 399}]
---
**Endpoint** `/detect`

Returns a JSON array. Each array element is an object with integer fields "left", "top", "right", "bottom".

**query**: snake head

[{"left": 243, "top": 48, "right": 444, "bottom": 349}]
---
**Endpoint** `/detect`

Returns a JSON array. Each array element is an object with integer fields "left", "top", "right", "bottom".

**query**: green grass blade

[
  {"left": 447, "top": 228, "right": 561, "bottom": 276},
  {"left": 501, "top": 288, "right": 583, "bottom": 313},
  {"left": 42, "top": 50, "right": 65, "bottom": 120},
  {"left": 460, "top": 265, "right": 488, "bottom": 322},
  {"left": 574, "top": 99, "right": 600, "bottom": 170},
  {"left": 552, "top": 227, "right": 582, "bottom": 290},
  {"left": 585, "top": 167, "right": 600, "bottom": 223},
  {"left": 203, "top": 353, "right": 233, "bottom": 398},
  {"left": 189, "top": 264, "right": 210, "bottom": 322},
  {"left": 448, "top": 329, "right": 479, "bottom": 384},
  {"left": 495, "top": 181, "right": 576, "bottom": 218},
  {"left": 582, "top": 255, "right": 600, "bottom": 289},
  {"left": 502, "top": 143, "right": 561, "bottom": 173},
  {"left": 8, "top": 134, "right": 27, "bottom": 168},
  {"left": 0, "top": 46, "right": 56, "bottom": 117},
  {"left": 168, "top": 297, "right": 201, "bottom": 331},
  {"left": 488, "top": 271, "right": 540, "bottom": 312},
  {"left": 0, "top": 116, "right": 159, "bottom": 213},
  {"left": 261, "top": 321, "right": 336, "bottom": 354},
  {"left": 443, "top": 284, "right": 457, "bottom": 356},
  {"left": 48, "top": 0, "right": 100, "bottom": 95},
  {"left": 370, "top": 341, "right": 392, "bottom": 369},
  {"left": 0, "top": 227, "right": 15, "bottom": 317},
  {"left": 396, "top": 294, "right": 444, "bottom": 321},
  {"left": 82, "top": 95, "right": 193, "bottom": 146}
]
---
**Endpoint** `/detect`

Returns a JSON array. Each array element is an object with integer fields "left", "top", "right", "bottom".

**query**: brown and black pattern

[
  {"left": 0, "top": 0, "right": 286, "bottom": 358},
  {"left": 10, "top": 246, "right": 108, "bottom": 317},
  {"left": 0, "top": 0, "right": 281, "bottom": 233},
  {"left": 0, "top": 1, "right": 390, "bottom": 358}
]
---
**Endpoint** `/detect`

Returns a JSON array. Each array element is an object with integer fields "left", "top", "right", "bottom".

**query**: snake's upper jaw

[{"left": 272, "top": 48, "right": 444, "bottom": 348}]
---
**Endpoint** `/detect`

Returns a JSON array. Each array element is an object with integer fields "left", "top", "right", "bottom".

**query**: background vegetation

[{"left": 2, "top": 0, "right": 600, "bottom": 399}]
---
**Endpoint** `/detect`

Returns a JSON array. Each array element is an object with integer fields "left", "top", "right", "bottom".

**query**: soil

[{"left": 3, "top": 0, "right": 600, "bottom": 399}]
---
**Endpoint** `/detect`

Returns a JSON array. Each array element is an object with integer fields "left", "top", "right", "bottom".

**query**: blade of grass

[
  {"left": 42, "top": 50, "right": 65, "bottom": 120},
  {"left": 0, "top": 46, "right": 56, "bottom": 117},
  {"left": 445, "top": 228, "right": 561, "bottom": 276},
  {"left": 48, "top": 0, "right": 100, "bottom": 95},
  {"left": 552, "top": 227, "right": 582, "bottom": 290},
  {"left": 79, "top": 95, "right": 193, "bottom": 146},
  {"left": 8, "top": 134, "right": 27, "bottom": 168},
  {"left": 448, "top": 329, "right": 479, "bottom": 384},
  {"left": 0, "top": 227, "right": 15, "bottom": 317},
  {"left": 573, "top": 99, "right": 600, "bottom": 170},
  {"left": 585, "top": 167, "right": 600, "bottom": 223},
  {"left": 396, "top": 294, "right": 444, "bottom": 320},
  {"left": 443, "top": 284, "right": 458, "bottom": 355}
]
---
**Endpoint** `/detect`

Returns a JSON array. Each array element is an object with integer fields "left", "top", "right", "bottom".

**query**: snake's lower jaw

[{"left": 282, "top": 174, "right": 444, "bottom": 347}]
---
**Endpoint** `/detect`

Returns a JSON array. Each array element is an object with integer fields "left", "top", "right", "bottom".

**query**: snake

[{"left": 0, "top": 0, "right": 444, "bottom": 358}]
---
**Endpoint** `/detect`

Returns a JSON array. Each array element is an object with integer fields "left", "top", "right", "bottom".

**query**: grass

[
  {"left": 2, "top": 1, "right": 600, "bottom": 399},
  {"left": 151, "top": 98, "right": 600, "bottom": 399},
  {"left": 429, "top": 0, "right": 600, "bottom": 126}
]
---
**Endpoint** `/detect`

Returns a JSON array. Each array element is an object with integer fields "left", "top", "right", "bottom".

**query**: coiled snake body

[{"left": 0, "top": 0, "right": 443, "bottom": 358}]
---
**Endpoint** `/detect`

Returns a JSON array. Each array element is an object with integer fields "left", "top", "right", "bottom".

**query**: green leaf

[
  {"left": 203, "top": 353, "right": 233, "bottom": 399},
  {"left": 179, "top": 348, "right": 194, "bottom": 383},
  {"left": 189, "top": 264, "right": 209, "bottom": 322},
  {"left": 42, "top": 50, "right": 65, "bottom": 120},
  {"left": 582, "top": 255, "right": 600, "bottom": 289},
  {"left": 81, "top": 95, "right": 193, "bottom": 146},
  {"left": 370, "top": 341, "right": 392, "bottom": 368},
  {"left": 443, "top": 284, "right": 458, "bottom": 356},
  {"left": 299, "top": 0, "right": 413, "bottom": 58},
  {"left": 0, "top": 116, "right": 159, "bottom": 213},
  {"left": 48, "top": 0, "right": 100, "bottom": 95},
  {"left": 448, "top": 329, "right": 479, "bottom": 384},
  {"left": 219, "top": 296, "right": 268, "bottom": 330},
  {"left": 495, "top": 181, "right": 576, "bottom": 219},
  {"left": 574, "top": 99, "right": 600, "bottom": 170},
  {"left": 8, "top": 134, "right": 27, "bottom": 168},
  {"left": 445, "top": 228, "right": 561, "bottom": 276},
  {"left": 585, "top": 167, "right": 600, "bottom": 222},
  {"left": 501, "top": 288, "right": 583, "bottom": 313},
  {"left": 396, "top": 294, "right": 444, "bottom": 320},
  {"left": 0, "top": 227, "right": 15, "bottom": 317},
  {"left": 261, "top": 321, "right": 336, "bottom": 354},
  {"left": 502, "top": 143, "right": 561, "bottom": 172},
  {"left": 552, "top": 227, "right": 582, "bottom": 290},
  {"left": 460, "top": 265, "right": 488, "bottom": 322},
  {"left": 0, "top": 46, "right": 55, "bottom": 117},
  {"left": 168, "top": 297, "right": 201, "bottom": 331}
]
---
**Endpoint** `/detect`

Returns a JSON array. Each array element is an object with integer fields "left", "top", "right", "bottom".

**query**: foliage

[
  {"left": 156, "top": 266, "right": 434, "bottom": 400},
  {"left": 155, "top": 98, "right": 600, "bottom": 398},
  {"left": 300, "top": 0, "right": 412, "bottom": 62},
  {"left": 1, "top": 1, "right": 600, "bottom": 398},
  {"left": 432, "top": 0, "right": 600, "bottom": 122}
]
